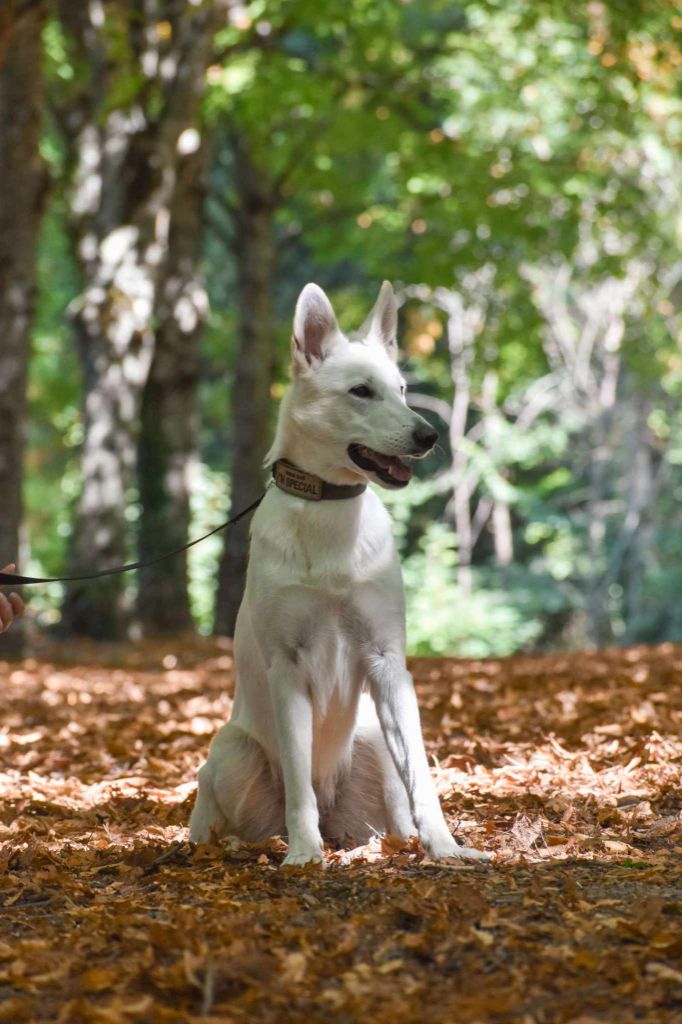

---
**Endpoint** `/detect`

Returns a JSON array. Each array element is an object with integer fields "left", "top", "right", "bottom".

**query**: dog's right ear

[
  {"left": 357, "top": 280, "right": 398, "bottom": 362},
  {"left": 292, "top": 283, "right": 343, "bottom": 375}
]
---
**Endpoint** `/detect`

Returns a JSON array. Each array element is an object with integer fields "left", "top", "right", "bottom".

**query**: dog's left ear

[{"left": 357, "top": 280, "right": 398, "bottom": 363}]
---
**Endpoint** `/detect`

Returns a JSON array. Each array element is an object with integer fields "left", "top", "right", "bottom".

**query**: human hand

[{"left": 0, "top": 564, "right": 25, "bottom": 634}]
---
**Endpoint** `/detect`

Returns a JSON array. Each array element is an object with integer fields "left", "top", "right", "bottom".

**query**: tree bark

[
  {"left": 481, "top": 370, "right": 513, "bottom": 568},
  {"left": 56, "top": 1, "right": 218, "bottom": 638},
  {"left": 214, "top": 142, "right": 276, "bottom": 636},
  {"left": 530, "top": 264, "right": 644, "bottom": 645},
  {"left": 136, "top": 138, "right": 210, "bottom": 635},
  {"left": 622, "top": 398, "right": 654, "bottom": 633},
  {"left": 0, "top": 1, "right": 47, "bottom": 656},
  {"left": 439, "top": 288, "right": 481, "bottom": 596}
]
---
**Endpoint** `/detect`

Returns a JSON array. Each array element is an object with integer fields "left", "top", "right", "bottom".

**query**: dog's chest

[
  {"left": 249, "top": 490, "right": 403, "bottom": 693},
  {"left": 256, "top": 490, "right": 395, "bottom": 589}
]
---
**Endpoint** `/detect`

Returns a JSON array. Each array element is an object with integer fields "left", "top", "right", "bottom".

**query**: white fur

[{"left": 190, "top": 281, "right": 489, "bottom": 866}]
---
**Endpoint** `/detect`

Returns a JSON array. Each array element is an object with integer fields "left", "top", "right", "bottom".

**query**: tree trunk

[
  {"left": 61, "top": 297, "right": 155, "bottom": 639},
  {"left": 492, "top": 501, "right": 513, "bottom": 567},
  {"left": 584, "top": 293, "right": 626, "bottom": 645},
  {"left": 0, "top": 1, "right": 47, "bottom": 656},
  {"left": 136, "top": 139, "right": 210, "bottom": 635},
  {"left": 621, "top": 398, "right": 651, "bottom": 634},
  {"left": 481, "top": 371, "right": 513, "bottom": 568},
  {"left": 56, "top": 1, "right": 218, "bottom": 638},
  {"left": 441, "top": 289, "right": 478, "bottom": 596},
  {"left": 214, "top": 144, "right": 276, "bottom": 636}
]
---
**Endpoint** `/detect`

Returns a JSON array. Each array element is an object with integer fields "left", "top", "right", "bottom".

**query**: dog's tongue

[
  {"left": 387, "top": 459, "right": 411, "bottom": 482},
  {"left": 356, "top": 445, "right": 412, "bottom": 482}
]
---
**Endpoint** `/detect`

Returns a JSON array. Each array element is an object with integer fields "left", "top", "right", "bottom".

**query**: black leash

[
  {"left": 0, "top": 457, "right": 367, "bottom": 588},
  {"left": 0, "top": 492, "right": 266, "bottom": 587}
]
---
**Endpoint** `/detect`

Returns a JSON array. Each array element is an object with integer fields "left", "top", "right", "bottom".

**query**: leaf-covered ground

[{"left": 0, "top": 640, "right": 681, "bottom": 1023}]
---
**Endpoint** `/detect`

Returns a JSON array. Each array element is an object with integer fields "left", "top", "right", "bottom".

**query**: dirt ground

[{"left": 0, "top": 639, "right": 680, "bottom": 1023}]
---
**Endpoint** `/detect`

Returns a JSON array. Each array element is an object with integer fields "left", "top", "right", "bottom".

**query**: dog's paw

[
  {"left": 425, "top": 837, "right": 491, "bottom": 863},
  {"left": 447, "top": 845, "right": 491, "bottom": 863},
  {"left": 282, "top": 847, "right": 325, "bottom": 868}
]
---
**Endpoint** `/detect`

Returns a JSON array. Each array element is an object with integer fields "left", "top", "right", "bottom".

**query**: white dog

[{"left": 190, "top": 281, "right": 489, "bottom": 866}]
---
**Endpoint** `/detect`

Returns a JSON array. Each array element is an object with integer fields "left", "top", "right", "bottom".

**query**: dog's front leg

[
  {"left": 368, "top": 652, "right": 489, "bottom": 862},
  {"left": 268, "top": 656, "right": 324, "bottom": 866}
]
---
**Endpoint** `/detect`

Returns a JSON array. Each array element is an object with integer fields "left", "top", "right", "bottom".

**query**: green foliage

[
  {"left": 187, "top": 463, "right": 231, "bottom": 634},
  {"left": 401, "top": 520, "right": 544, "bottom": 657},
  {"left": 24, "top": 0, "right": 682, "bottom": 651}
]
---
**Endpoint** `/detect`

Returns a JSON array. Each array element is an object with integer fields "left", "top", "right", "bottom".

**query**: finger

[
  {"left": 1, "top": 563, "right": 15, "bottom": 574},
  {"left": 0, "top": 592, "right": 12, "bottom": 633},
  {"left": 9, "top": 593, "right": 24, "bottom": 618}
]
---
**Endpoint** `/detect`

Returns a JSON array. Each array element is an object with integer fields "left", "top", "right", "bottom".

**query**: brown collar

[{"left": 272, "top": 459, "right": 367, "bottom": 501}]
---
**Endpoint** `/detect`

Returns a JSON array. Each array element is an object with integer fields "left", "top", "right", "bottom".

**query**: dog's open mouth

[{"left": 348, "top": 444, "right": 413, "bottom": 487}]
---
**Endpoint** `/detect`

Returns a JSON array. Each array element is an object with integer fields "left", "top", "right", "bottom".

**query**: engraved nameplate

[{"left": 274, "top": 462, "right": 323, "bottom": 500}]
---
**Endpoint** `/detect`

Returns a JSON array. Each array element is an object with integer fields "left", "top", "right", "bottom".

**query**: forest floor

[{"left": 0, "top": 639, "right": 680, "bottom": 1024}]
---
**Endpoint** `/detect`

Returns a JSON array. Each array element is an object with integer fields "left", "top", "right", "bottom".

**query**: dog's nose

[{"left": 412, "top": 426, "right": 438, "bottom": 452}]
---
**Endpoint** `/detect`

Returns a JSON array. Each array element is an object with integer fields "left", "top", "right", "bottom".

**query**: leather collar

[{"left": 272, "top": 459, "right": 367, "bottom": 501}]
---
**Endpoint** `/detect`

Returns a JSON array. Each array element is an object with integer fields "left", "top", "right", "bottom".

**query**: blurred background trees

[
  {"left": 51, "top": 0, "right": 221, "bottom": 637},
  {"left": 2, "top": 0, "right": 681, "bottom": 656},
  {"left": 0, "top": 0, "right": 48, "bottom": 657}
]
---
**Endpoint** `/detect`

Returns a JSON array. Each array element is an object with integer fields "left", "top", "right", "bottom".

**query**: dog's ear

[
  {"left": 292, "top": 283, "right": 344, "bottom": 374},
  {"left": 358, "top": 280, "right": 398, "bottom": 363}
]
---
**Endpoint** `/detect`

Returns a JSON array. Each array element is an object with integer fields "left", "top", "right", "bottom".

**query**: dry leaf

[{"left": 1, "top": 639, "right": 681, "bottom": 1023}]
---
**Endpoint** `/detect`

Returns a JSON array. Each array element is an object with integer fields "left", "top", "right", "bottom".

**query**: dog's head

[{"left": 284, "top": 281, "right": 438, "bottom": 489}]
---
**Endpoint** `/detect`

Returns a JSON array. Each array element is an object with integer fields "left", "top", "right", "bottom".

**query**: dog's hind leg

[
  {"left": 380, "top": 747, "right": 417, "bottom": 840},
  {"left": 189, "top": 723, "right": 285, "bottom": 844},
  {"left": 321, "top": 734, "right": 387, "bottom": 845},
  {"left": 189, "top": 761, "right": 229, "bottom": 843},
  {"left": 322, "top": 699, "right": 416, "bottom": 845},
  {"left": 357, "top": 694, "right": 415, "bottom": 839}
]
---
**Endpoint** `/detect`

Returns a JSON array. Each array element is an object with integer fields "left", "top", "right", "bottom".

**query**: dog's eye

[{"left": 349, "top": 384, "right": 375, "bottom": 399}]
